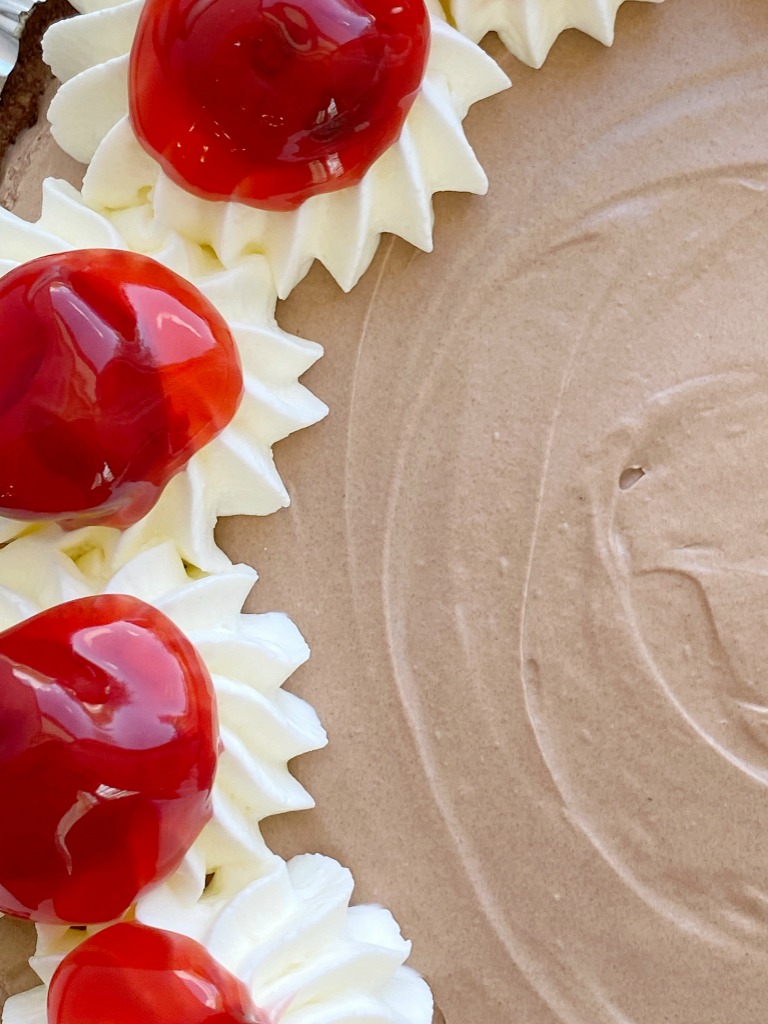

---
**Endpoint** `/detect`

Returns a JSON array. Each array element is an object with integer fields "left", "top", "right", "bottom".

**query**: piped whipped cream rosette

[
  {"left": 449, "top": 0, "right": 663, "bottom": 68},
  {"left": 5, "top": 853, "right": 432, "bottom": 1024},
  {"left": 0, "top": 180, "right": 327, "bottom": 571},
  {"left": 42, "top": 0, "right": 510, "bottom": 296},
  {"left": 0, "top": 524, "right": 327, "bottom": 891}
]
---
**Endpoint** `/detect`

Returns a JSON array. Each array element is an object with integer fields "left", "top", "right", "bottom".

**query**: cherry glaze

[
  {"left": 129, "top": 0, "right": 431, "bottom": 211},
  {"left": 0, "top": 250, "right": 242, "bottom": 529},
  {"left": 0, "top": 595, "right": 217, "bottom": 924},
  {"left": 48, "top": 922, "right": 271, "bottom": 1024}
]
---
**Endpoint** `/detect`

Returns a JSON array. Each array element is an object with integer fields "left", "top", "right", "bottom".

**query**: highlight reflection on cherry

[
  {"left": 0, "top": 595, "right": 218, "bottom": 924},
  {"left": 129, "top": 0, "right": 431, "bottom": 210},
  {"left": 0, "top": 249, "right": 242, "bottom": 529}
]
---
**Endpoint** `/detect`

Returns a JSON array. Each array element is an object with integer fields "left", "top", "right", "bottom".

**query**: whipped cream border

[
  {"left": 42, "top": 0, "right": 510, "bottom": 296},
  {"left": 0, "top": 179, "right": 328, "bottom": 571},
  {"left": 449, "top": 0, "right": 664, "bottom": 68}
]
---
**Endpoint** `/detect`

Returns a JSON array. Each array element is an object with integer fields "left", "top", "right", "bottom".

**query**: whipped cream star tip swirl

[
  {"left": 4, "top": 853, "right": 432, "bottom": 1024},
  {"left": 0, "top": 523, "right": 327, "bottom": 865},
  {"left": 42, "top": 0, "right": 510, "bottom": 297},
  {"left": 0, "top": 180, "right": 328, "bottom": 571},
  {"left": 449, "top": 0, "right": 664, "bottom": 67}
]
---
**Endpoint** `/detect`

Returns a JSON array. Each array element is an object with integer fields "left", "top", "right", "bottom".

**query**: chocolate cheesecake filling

[{"left": 4, "top": 0, "right": 768, "bottom": 1020}]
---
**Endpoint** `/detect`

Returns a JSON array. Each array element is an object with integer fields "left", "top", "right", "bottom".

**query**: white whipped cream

[
  {"left": 0, "top": 524, "right": 326, "bottom": 883},
  {"left": 0, "top": 180, "right": 327, "bottom": 571},
  {"left": 3, "top": 853, "right": 432, "bottom": 1024},
  {"left": 43, "top": 1, "right": 510, "bottom": 296},
  {"left": 449, "top": 0, "right": 663, "bottom": 67}
]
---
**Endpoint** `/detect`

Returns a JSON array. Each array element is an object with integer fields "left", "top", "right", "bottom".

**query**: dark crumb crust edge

[{"left": 0, "top": 0, "right": 74, "bottom": 167}]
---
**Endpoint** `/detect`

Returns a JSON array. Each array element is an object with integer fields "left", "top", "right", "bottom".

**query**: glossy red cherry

[
  {"left": 129, "top": 0, "right": 431, "bottom": 211},
  {"left": 48, "top": 922, "right": 271, "bottom": 1024},
  {"left": 0, "top": 250, "right": 242, "bottom": 529},
  {"left": 0, "top": 595, "right": 217, "bottom": 924}
]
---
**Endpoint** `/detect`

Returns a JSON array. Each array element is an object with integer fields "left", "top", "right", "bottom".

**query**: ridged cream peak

[{"left": 449, "top": 0, "right": 664, "bottom": 67}]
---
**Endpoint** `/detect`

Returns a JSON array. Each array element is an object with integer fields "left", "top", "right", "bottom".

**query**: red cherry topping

[
  {"left": 0, "top": 250, "right": 242, "bottom": 529},
  {"left": 0, "top": 595, "right": 217, "bottom": 924},
  {"left": 129, "top": 0, "right": 431, "bottom": 211},
  {"left": 48, "top": 922, "right": 271, "bottom": 1024}
]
